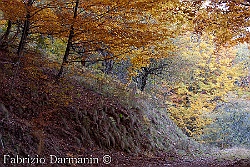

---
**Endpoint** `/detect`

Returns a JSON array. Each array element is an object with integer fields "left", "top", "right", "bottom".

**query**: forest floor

[{"left": 0, "top": 48, "right": 250, "bottom": 167}]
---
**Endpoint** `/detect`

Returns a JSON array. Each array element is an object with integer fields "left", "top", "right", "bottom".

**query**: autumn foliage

[{"left": 0, "top": 0, "right": 249, "bottom": 139}]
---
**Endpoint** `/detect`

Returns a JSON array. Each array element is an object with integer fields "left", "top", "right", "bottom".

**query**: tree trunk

[
  {"left": 57, "top": 0, "right": 79, "bottom": 78},
  {"left": 17, "top": 0, "right": 33, "bottom": 57},
  {"left": 139, "top": 72, "right": 148, "bottom": 91},
  {"left": 0, "top": 20, "right": 12, "bottom": 44},
  {"left": 17, "top": 18, "right": 30, "bottom": 56},
  {"left": 57, "top": 28, "right": 74, "bottom": 77},
  {"left": 133, "top": 67, "right": 149, "bottom": 91}
]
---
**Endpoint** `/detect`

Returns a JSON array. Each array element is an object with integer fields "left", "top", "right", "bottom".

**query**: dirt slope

[{"left": 0, "top": 49, "right": 250, "bottom": 167}]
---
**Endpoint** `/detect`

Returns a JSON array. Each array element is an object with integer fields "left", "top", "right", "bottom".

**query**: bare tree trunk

[
  {"left": 57, "top": 0, "right": 79, "bottom": 78},
  {"left": 0, "top": 20, "right": 12, "bottom": 46},
  {"left": 17, "top": 0, "right": 33, "bottom": 57},
  {"left": 17, "top": 20, "right": 30, "bottom": 56}
]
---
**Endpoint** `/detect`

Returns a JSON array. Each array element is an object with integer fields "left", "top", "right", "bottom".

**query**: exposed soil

[{"left": 0, "top": 48, "right": 249, "bottom": 167}]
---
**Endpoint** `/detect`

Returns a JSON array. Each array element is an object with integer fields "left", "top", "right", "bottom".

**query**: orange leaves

[
  {"left": 0, "top": 0, "right": 190, "bottom": 73},
  {"left": 50, "top": 0, "right": 187, "bottom": 72},
  {"left": 32, "top": 8, "right": 61, "bottom": 34},
  {"left": 0, "top": 0, "right": 26, "bottom": 21},
  {"left": 2, "top": 0, "right": 247, "bottom": 77},
  {"left": 193, "top": 0, "right": 250, "bottom": 46}
]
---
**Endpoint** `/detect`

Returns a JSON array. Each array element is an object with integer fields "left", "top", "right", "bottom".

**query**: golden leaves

[{"left": 166, "top": 32, "right": 246, "bottom": 137}]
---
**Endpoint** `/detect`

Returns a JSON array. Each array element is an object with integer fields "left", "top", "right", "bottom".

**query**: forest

[{"left": 0, "top": 0, "right": 249, "bottom": 166}]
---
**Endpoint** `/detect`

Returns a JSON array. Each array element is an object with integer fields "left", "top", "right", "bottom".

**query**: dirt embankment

[{"left": 0, "top": 49, "right": 250, "bottom": 167}]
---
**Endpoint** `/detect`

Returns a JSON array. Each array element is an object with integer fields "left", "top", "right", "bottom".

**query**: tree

[
  {"left": 57, "top": 0, "right": 79, "bottom": 77},
  {"left": 17, "top": 0, "right": 34, "bottom": 57},
  {"left": 0, "top": 0, "right": 60, "bottom": 54},
  {"left": 44, "top": 0, "right": 189, "bottom": 77},
  {"left": 133, "top": 59, "right": 169, "bottom": 91}
]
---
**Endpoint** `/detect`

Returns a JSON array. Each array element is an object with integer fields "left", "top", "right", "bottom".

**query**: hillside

[
  {"left": 1, "top": 0, "right": 250, "bottom": 166},
  {"left": 0, "top": 48, "right": 250, "bottom": 167},
  {"left": 0, "top": 46, "right": 199, "bottom": 166}
]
